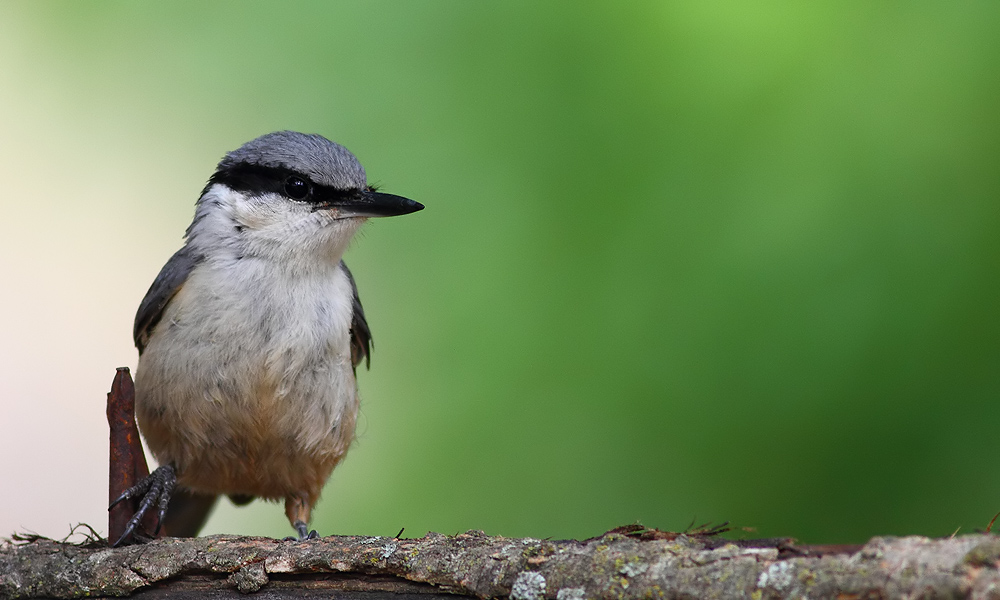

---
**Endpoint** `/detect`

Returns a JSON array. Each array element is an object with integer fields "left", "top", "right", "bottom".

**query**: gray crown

[{"left": 218, "top": 131, "right": 367, "bottom": 190}]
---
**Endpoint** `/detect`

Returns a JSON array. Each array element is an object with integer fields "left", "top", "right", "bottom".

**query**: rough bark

[{"left": 2, "top": 529, "right": 1000, "bottom": 599}]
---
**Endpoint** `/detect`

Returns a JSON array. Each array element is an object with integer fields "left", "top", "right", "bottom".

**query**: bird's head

[{"left": 186, "top": 131, "right": 423, "bottom": 264}]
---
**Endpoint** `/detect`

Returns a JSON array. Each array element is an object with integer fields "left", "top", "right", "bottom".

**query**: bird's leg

[
  {"left": 284, "top": 494, "right": 318, "bottom": 541},
  {"left": 108, "top": 464, "right": 177, "bottom": 547}
]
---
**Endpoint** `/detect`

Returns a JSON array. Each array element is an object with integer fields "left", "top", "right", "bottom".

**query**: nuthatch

[{"left": 111, "top": 131, "right": 423, "bottom": 544}]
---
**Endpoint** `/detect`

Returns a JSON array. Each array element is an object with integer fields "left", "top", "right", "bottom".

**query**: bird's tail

[{"left": 161, "top": 489, "right": 219, "bottom": 537}]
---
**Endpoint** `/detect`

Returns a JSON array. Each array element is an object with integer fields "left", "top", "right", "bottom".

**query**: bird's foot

[
  {"left": 108, "top": 464, "right": 176, "bottom": 547},
  {"left": 282, "top": 520, "right": 318, "bottom": 541}
]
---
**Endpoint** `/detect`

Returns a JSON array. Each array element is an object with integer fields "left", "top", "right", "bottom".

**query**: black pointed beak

[{"left": 333, "top": 191, "right": 424, "bottom": 218}]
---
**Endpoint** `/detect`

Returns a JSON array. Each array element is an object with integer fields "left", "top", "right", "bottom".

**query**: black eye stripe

[{"left": 204, "top": 163, "right": 361, "bottom": 205}]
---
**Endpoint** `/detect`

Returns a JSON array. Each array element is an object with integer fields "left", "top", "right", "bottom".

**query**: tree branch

[{"left": 2, "top": 529, "right": 1000, "bottom": 599}]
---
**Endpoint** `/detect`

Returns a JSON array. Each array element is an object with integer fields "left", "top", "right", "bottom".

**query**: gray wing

[
  {"left": 339, "top": 260, "right": 372, "bottom": 370},
  {"left": 134, "top": 246, "right": 201, "bottom": 354}
]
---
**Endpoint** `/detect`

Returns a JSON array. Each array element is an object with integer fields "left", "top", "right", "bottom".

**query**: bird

[{"left": 110, "top": 131, "right": 423, "bottom": 545}]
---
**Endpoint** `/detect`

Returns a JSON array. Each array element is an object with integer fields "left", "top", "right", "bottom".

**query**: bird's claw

[
  {"left": 283, "top": 520, "right": 318, "bottom": 541},
  {"left": 108, "top": 464, "right": 176, "bottom": 547}
]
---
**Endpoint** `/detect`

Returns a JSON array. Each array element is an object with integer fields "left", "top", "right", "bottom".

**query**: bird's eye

[{"left": 284, "top": 176, "right": 310, "bottom": 200}]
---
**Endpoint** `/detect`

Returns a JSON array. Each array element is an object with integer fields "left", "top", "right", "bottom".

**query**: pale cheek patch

[{"left": 231, "top": 195, "right": 290, "bottom": 232}]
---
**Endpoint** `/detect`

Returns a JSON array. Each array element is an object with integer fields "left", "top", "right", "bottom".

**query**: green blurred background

[{"left": 0, "top": 2, "right": 998, "bottom": 545}]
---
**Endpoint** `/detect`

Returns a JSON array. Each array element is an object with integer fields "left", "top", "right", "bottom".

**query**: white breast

[{"left": 134, "top": 185, "right": 365, "bottom": 497}]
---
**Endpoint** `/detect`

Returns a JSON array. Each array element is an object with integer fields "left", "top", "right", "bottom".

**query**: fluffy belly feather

[{"left": 134, "top": 260, "right": 359, "bottom": 504}]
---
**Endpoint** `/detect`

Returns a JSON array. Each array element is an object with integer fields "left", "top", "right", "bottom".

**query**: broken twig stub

[{"left": 106, "top": 367, "right": 155, "bottom": 544}]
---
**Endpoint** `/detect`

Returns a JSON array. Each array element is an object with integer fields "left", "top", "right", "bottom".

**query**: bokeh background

[{"left": 1, "top": 2, "right": 998, "bottom": 545}]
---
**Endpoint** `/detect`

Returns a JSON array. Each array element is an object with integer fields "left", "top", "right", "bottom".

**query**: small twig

[
  {"left": 61, "top": 523, "right": 105, "bottom": 548},
  {"left": 986, "top": 511, "right": 1000, "bottom": 534},
  {"left": 6, "top": 531, "right": 49, "bottom": 546}
]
